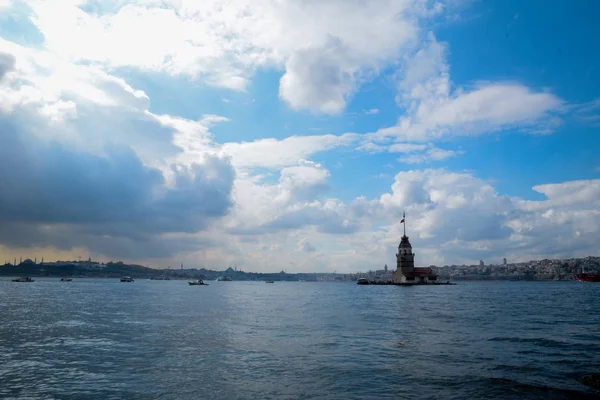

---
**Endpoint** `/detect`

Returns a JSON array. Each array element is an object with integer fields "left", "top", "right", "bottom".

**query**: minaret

[{"left": 393, "top": 211, "right": 415, "bottom": 283}]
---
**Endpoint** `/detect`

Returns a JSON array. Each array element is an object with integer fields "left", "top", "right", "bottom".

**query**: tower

[{"left": 393, "top": 211, "right": 415, "bottom": 283}]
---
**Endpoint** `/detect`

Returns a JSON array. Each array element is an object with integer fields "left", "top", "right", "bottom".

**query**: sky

[{"left": 0, "top": 0, "right": 599, "bottom": 272}]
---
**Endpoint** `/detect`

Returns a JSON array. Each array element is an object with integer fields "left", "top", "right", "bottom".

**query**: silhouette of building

[
  {"left": 392, "top": 212, "right": 437, "bottom": 284},
  {"left": 503, "top": 258, "right": 507, "bottom": 265}
]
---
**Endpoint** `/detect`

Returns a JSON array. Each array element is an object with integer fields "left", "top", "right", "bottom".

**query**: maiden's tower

[{"left": 392, "top": 212, "right": 438, "bottom": 284}]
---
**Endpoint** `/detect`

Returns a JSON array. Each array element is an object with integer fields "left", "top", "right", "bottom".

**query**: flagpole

[{"left": 403, "top": 211, "right": 406, "bottom": 237}]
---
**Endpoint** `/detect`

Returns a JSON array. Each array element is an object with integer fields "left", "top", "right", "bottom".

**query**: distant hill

[
  {"left": 3, "top": 255, "right": 598, "bottom": 281},
  {"left": 432, "top": 256, "right": 600, "bottom": 281},
  {"left": 0, "top": 260, "right": 320, "bottom": 281},
  {"left": 0, "top": 261, "right": 158, "bottom": 278}
]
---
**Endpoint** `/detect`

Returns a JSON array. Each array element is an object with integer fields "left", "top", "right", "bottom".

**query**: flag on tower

[{"left": 400, "top": 218, "right": 405, "bottom": 223}]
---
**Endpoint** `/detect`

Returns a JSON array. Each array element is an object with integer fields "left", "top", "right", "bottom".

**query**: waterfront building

[{"left": 392, "top": 212, "right": 438, "bottom": 284}]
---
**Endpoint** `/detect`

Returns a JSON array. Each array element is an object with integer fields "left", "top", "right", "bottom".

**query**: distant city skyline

[{"left": 0, "top": 0, "right": 598, "bottom": 273}]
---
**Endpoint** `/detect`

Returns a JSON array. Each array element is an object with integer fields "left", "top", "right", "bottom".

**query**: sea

[{"left": 0, "top": 278, "right": 599, "bottom": 400}]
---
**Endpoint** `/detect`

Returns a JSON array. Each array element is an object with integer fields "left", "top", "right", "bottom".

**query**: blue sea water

[{"left": 0, "top": 279, "right": 599, "bottom": 399}]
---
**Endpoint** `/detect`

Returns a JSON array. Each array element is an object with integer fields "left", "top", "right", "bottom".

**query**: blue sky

[{"left": 0, "top": 0, "right": 598, "bottom": 272}]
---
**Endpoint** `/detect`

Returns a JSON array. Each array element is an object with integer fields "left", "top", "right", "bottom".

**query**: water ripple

[{"left": 0, "top": 279, "right": 599, "bottom": 399}]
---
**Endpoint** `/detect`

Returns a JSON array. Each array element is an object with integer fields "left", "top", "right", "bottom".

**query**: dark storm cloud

[
  {"left": 0, "top": 52, "right": 15, "bottom": 81},
  {"left": 0, "top": 120, "right": 235, "bottom": 256}
]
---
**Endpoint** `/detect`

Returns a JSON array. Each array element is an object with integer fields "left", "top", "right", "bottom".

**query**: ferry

[
  {"left": 357, "top": 278, "right": 369, "bottom": 285},
  {"left": 60, "top": 278, "right": 73, "bottom": 282},
  {"left": 217, "top": 276, "right": 232, "bottom": 281},
  {"left": 12, "top": 277, "right": 34, "bottom": 282},
  {"left": 120, "top": 276, "right": 134, "bottom": 282},
  {"left": 575, "top": 272, "right": 600, "bottom": 282},
  {"left": 574, "top": 266, "right": 600, "bottom": 282}
]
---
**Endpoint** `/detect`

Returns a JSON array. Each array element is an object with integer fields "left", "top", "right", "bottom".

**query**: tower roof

[{"left": 398, "top": 235, "right": 412, "bottom": 249}]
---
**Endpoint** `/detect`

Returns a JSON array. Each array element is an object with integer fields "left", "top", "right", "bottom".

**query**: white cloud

[
  {"left": 279, "top": 38, "right": 355, "bottom": 114},
  {"left": 153, "top": 113, "right": 228, "bottom": 155},
  {"left": 388, "top": 143, "right": 429, "bottom": 153},
  {"left": 216, "top": 169, "right": 600, "bottom": 271},
  {"left": 357, "top": 140, "right": 460, "bottom": 164},
  {"left": 332, "top": 171, "right": 600, "bottom": 268},
  {"left": 221, "top": 133, "right": 357, "bottom": 169},
  {"left": 24, "top": 0, "right": 431, "bottom": 113},
  {"left": 365, "top": 108, "right": 380, "bottom": 115},
  {"left": 357, "top": 141, "right": 427, "bottom": 153},
  {"left": 520, "top": 180, "right": 600, "bottom": 212},
  {"left": 398, "top": 147, "right": 463, "bottom": 163},
  {"left": 0, "top": 0, "right": 11, "bottom": 10},
  {"left": 38, "top": 100, "right": 77, "bottom": 122},
  {"left": 371, "top": 34, "right": 564, "bottom": 142},
  {"left": 0, "top": 39, "right": 149, "bottom": 115},
  {"left": 277, "top": 160, "right": 331, "bottom": 204}
]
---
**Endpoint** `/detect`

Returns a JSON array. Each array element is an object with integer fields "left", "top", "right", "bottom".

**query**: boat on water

[
  {"left": 120, "top": 276, "right": 134, "bottom": 282},
  {"left": 217, "top": 276, "right": 232, "bottom": 281},
  {"left": 12, "top": 277, "right": 34, "bottom": 282},
  {"left": 265, "top": 280, "right": 275, "bottom": 283},
  {"left": 575, "top": 272, "right": 600, "bottom": 282},
  {"left": 60, "top": 278, "right": 73, "bottom": 282},
  {"left": 189, "top": 279, "right": 208, "bottom": 286},
  {"left": 574, "top": 266, "right": 600, "bottom": 282},
  {"left": 357, "top": 278, "right": 369, "bottom": 285}
]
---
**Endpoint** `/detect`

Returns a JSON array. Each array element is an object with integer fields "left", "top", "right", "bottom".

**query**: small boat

[
  {"left": 12, "top": 276, "right": 34, "bottom": 282},
  {"left": 217, "top": 276, "right": 232, "bottom": 281},
  {"left": 60, "top": 278, "right": 73, "bottom": 282},
  {"left": 189, "top": 279, "right": 208, "bottom": 286},
  {"left": 120, "top": 276, "right": 134, "bottom": 282},
  {"left": 265, "top": 280, "right": 275, "bottom": 283},
  {"left": 357, "top": 278, "right": 369, "bottom": 285}
]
